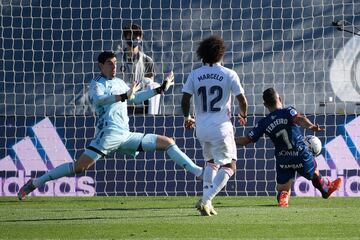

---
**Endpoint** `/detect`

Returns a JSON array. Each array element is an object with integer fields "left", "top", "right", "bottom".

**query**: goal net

[{"left": 1, "top": 0, "right": 360, "bottom": 197}]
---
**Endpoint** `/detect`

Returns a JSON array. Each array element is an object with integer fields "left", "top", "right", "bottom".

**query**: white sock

[
  {"left": 202, "top": 167, "right": 234, "bottom": 204},
  {"left": 203, "top": 162, "right": 219, "bottom": 190}
]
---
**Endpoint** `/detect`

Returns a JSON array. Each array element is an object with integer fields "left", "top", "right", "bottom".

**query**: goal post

[{"left": 0, "top": 1, "right": 360, "bottom": 197}]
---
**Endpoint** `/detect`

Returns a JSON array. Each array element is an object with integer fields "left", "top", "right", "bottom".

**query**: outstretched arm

[
  {"left": 91, "top": 81, "right": 141, "bottom": 106},
  {"left": 293, "top": 115, "right": 324, "bottom": 132},
  {"left": 128, "top": 71, "right": 175, "bottom": 104}
]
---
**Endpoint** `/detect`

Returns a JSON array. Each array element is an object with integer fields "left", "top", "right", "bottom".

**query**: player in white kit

[
  {"left": 18, "top": 51, "right": 203, "bottom": 200},
  {"left": 181, "top": 36, "right": 248, "bottom": 216}
]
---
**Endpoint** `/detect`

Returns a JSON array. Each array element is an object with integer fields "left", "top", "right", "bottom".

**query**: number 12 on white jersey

[{"left": 197, "top": 85, "right": 223, "bottom": 112}]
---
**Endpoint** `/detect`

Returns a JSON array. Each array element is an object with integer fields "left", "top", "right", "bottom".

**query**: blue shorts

[
  {"left": 83, "top": 127, "right": 157, "bottom": 161},
  {"left": 276, "top": 149, "right": 317, "bottom": 184}
]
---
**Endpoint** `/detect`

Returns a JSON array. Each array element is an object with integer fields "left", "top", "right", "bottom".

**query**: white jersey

[{"left": 182, "top": 63, "right": 244, "bottom": 141}]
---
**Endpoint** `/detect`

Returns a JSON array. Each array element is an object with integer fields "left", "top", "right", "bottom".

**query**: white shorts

[{"left": 199, "top": 134, "right": 237, "bottom": 165}]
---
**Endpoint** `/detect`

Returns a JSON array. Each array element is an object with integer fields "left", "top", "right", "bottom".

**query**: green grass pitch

[{"left": 1, "top": 196, "right": 360, "bottom": 239}]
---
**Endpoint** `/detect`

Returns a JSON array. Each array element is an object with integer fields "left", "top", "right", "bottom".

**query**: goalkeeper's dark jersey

[{"left": 248, "top": 107, "right": 308, "bottom": 156}]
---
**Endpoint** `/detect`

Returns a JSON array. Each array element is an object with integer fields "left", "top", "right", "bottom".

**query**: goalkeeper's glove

[
  {"left": 118, "top": 81, "right": 141, "bottom": 102},
  {"left": 155, "top": 71, "right": 174, "bottom": 94},
  {"left": 127, "top": 81, "right": 141, "bottom": 100}
]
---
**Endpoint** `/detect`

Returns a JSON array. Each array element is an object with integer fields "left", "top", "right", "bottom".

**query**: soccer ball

[{"left": 304, "top": 135, "right": 322, "bottom": 156}]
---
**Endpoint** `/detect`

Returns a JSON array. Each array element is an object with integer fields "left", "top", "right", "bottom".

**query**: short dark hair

[
  {"left": 123, "top": 24, "right": 143, "bottom": 39},
  {"left": 197, "top": 35, "right": 225, "bottom": 64},
  {"left": 98, "top": 51, "right": 116, "bottom": 64},
  {"left": 263, "top": 88, "right": 278, "bottom": 107}
]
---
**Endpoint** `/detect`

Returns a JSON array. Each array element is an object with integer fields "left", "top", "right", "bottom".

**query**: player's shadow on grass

[
  {"left": 212, "top": 203, "right": 277, "bottom": 208},
  {"left": 0, "top": 198, "right": 111, "bottom": 204},
  {"left": 0, "top": 217, "right": 104, "bottom": 223},
  {"left": 91, "top": 207, "right": 185, "bottom": 211},
  {"left": 0, "top": 213, "right": 198, "bottom": 223},
  {"left": 95, "top": 203, "right": 277, "bottom": 212}
]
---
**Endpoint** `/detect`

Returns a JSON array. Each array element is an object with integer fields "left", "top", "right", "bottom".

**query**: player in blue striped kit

[
  {"left": 235, "top": 88, "right": 341, "bottom": 207},
  {"left": 18, "top": 51, "right": 203, "bottom": 200}
]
